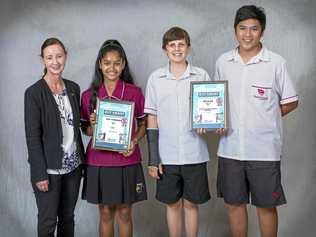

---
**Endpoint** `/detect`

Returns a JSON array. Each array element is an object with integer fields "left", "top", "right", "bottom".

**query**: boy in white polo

[
  {"left": 214, "top": 5, "right": 298, "bottom": 237},
  {"left": 145, "top": 26, "right": 210, "bottom": 237}
]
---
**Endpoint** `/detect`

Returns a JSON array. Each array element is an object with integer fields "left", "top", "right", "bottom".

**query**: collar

[
  {"left": 98, "top": 79, "right": 125, "bottom": 100},
  {"left": 226, "top": 45, "right": 271, "bottom": 64},
  {"left": 158, "top": 62, "right": 200, "bottom": 80}
]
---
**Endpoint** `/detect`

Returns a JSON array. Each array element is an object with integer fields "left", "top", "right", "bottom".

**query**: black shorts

[
  {"left": 82, "top": 163, "right": 147, "bottom": 205},
  {"left": 156, "top": 163, "right": 210, "bottom": 204},
  {"left": 217, "top": 157, "right": 286, "bottom": 207}
]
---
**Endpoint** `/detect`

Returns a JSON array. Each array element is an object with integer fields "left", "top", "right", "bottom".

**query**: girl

[{"left": 81, "top": 40, "right": 147, "bottom": 237}]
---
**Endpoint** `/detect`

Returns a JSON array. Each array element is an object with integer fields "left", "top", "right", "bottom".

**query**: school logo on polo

[
  {"left": 251, "top": 85, "right": 271, "bottom": 100},
  {"left": 257, "top": 88, "right": 265, "bottom": 96}
]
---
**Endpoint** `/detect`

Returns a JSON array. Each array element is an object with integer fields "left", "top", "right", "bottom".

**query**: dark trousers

[{"left": 32, "top": 167, "right": 82, "bottom": 237}]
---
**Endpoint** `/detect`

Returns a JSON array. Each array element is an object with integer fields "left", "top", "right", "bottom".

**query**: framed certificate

[
  {"left": 92, "top": 98, "right": 134, "bottom": 151},
  {"left": 190, "top": 80, "right": 227, "bottom": 130}
]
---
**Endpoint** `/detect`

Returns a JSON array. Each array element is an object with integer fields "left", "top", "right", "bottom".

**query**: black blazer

[{"left": 24, "top": 79, "right": 85, "bottom": 183}]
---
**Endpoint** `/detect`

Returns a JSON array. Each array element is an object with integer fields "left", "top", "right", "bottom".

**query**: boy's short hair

[
  {"left": 162, "top": 26, "right": 191, "bottom": 50},
  {"left": 234, "top": 5, "right": 266, "bottom": 32}
]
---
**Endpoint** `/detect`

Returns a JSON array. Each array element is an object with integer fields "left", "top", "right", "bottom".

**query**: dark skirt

[{"left": 82, "top": 163, "right": 147, "bottom": 205}]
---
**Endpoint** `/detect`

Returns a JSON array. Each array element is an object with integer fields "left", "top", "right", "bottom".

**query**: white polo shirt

[
  {"left": 145, "top": 63, "right": 210, "bottom": 165},
  {"left": 214, "top": 46, "right": 298, "bottom": 161}
]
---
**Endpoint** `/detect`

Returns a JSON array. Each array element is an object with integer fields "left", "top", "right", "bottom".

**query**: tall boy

[
  {"left": 145, "top": 26, "right": 211, "bottom": 237},
  {"left": 214, "top": 5, "right": 298, "bottom": 237}
]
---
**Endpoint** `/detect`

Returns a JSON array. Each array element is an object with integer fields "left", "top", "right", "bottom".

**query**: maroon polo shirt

[{"left": 81, "top": 79, "right": 145, "bottom": 167}]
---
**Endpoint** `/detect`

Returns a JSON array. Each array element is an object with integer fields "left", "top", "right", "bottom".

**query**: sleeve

[
  {"left": 24, "top": 88, "right": 48, "bottom": 183},
  {"left": 70, "top": 82, "right": 81, "bottom": 116},
  {"left": 80, "top": 90, "right": 91, "bottom": 132},
  {"left": 275, "top": 61, "right": 298, "bottom": 105},
  {"left": 80, "top": 91, "right": 90, "bottom": 122},
  {"left": 134, "top": 87, "right": 145, "bottom": 119},
  {"left": 203, "top": 70, "right": 211, "bottom": 81},
  {"left": 144, "top": 75, "right": 158, "bottom": 115},
  {"left": 73, "top": 82, "right": 82, "bottom": 125},
  {"left": 74, "top": 83, "right": 81, "bottom": 105},
  {"left": 213, "top": 59, "right": 221, "bottom": 81}
]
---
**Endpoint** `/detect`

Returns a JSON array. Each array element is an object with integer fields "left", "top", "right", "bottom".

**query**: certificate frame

[
  {"left": 92, "top": 98, "right": 134, "bottom": 152},
  {"left": 190, "top": 80, "right": 228, "bottom": 130}
]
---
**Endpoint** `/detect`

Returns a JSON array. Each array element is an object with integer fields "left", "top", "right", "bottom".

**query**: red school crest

[
  {"left": 252, "top": 85, "right": 271, "bottom": 100},
  {"left": 258, "top": 88, "right": 265, "bottom": 96}
]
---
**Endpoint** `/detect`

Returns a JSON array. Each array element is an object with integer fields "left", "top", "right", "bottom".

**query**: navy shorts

[
  {"left": 217, "top": 157, "right": 287, "bottom": 207},
  {"left": 156, "top": 163, "right": 210, "bottom": 204}
]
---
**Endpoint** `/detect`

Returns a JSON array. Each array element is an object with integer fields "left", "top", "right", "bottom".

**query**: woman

[
  {"left": 80, "top": 39, "right": 147, "bottom": 237},
  {"left": 24, "top": 37, "right": 85, "bottom": 237}
]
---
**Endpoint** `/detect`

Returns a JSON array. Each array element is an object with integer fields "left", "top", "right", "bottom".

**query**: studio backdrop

[{"left": 0, "top": 0, "right": 315, "bottom": 236}]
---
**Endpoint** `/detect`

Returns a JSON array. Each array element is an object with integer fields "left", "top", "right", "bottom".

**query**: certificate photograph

[
  {"left": 92, "top": 99, "right": 134, "bottom": 151},
  {"left": 190, "top": 81, "right": 227, "bottom": 130}
]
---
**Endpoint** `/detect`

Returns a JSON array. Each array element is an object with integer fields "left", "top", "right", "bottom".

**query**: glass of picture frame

[
  {"left": 92, "top": 98, "right": 134, "bottom": 151},
  {"left": 190, "top": 80, "right": 227, "bottom": 130}
]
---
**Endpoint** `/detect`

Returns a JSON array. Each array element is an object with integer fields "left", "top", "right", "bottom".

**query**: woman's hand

[{"left": 36, "top": 180, "right": 49, "bottom": 192}]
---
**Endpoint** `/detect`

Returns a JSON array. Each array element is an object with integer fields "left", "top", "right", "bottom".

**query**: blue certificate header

[
  {"left": 198, "top": 92, "right": 220, "bottom": 97},
  {"left": 104, "top": 110, "right": 126, "bottom": 116}
]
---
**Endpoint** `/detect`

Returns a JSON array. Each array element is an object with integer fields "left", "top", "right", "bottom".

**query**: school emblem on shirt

[
  {"left": 257, "top": 88, "right": 265, "bottom": 96},
  {"left": 252, "top": 85, "right": 271, "bottom": 100}
]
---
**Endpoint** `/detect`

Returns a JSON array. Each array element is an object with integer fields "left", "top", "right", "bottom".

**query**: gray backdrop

[{"left": 0, "top": 0, "right": 315, "bottom": 236}]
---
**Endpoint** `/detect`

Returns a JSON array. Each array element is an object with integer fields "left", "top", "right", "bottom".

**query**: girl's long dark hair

[{"left": 89, "top": 40, "right": 134, "bottom": 113}]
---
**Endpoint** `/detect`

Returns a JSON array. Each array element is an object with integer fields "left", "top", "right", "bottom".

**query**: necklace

[{"left": 44, "top": 77, "right": 65, "bottom": 95}]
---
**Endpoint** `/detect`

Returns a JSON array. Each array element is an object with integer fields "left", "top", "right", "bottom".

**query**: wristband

[{"left": 146, "top": 128, "right": 160, "bottom": 167}]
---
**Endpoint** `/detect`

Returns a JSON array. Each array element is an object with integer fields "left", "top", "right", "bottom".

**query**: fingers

[
  {"left": 196, "top": 128, "right": 206, "bottom": 135},
  {"left": 121, "top": 150, "right": 132, "bottom": 157},
  {"left": 120, "top": 147, "right": 135, "bottom": 158},
  {"left": 158, "top": 164, "right": 163, "bottom": 175},
  {"left": 120, "top": 149, "right": 133, "bottom": 157},
  {"left": 196, "top": 128, "right": 227, "bottom": 135},
  {"left": 215, "top": 128, "right": 227, "bottom": 135},
  {"left": 89, "top": 112, "right": 97, "bottom": 126},
  {"left": 148, "top": 166, "right": 160, "bottom": 179},
  {"left": 120, "top": 139, "right": 137, "bottom": 157},
  {"left": 36, "top": 180, "right": 49, "bottom": 192}
]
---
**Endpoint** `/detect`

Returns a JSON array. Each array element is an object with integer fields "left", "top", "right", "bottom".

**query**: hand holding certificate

[
  {"left": 190, "top": 81, "right": 228, "bottom": 130},
  {"left": 92, "top": 99, "right": 134, "bottom": 152}
]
